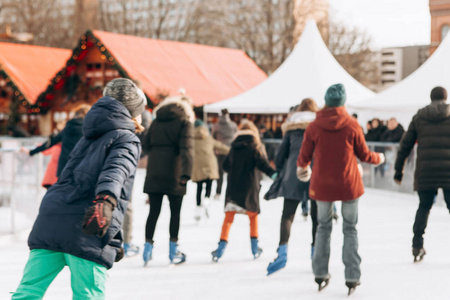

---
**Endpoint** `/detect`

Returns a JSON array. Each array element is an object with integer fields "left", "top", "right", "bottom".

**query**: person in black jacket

[
  {"left": 23, "top": 104, "right": 91, "bottom": 178},
  {"left": 11, "top": 78, "right": 145, "bottom": 300},
  {"left": 394, "top": 86, "right": 450, "bottom": 262},
  {"left": 211, "top": 119, "right": 276, "bottom": 262},
  {"left": 380, "top": 118, "right": 405, "bottom": 142},
  {"left": 264, "top": 98, "right": 318, "bottom": 275},
  {"left": 142, "top": 94, "right": 195, "bottom": 266}
]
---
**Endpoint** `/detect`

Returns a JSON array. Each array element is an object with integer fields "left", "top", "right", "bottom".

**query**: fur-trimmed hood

[
  {"left": 193, "top": 125, "right": 210, "bottom": 139},
  {"left": 153, "top": 96, "right": 195, "bottom": 123},
  {"left": 282, "top": 111, "right": 315, "bottom": 133}
]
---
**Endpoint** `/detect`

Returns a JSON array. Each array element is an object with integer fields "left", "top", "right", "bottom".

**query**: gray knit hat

[{"left": 103, "top": 78, "right": 146, "bottom": 118}]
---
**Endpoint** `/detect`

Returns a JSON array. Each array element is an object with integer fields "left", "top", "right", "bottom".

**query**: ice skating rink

[{"left": 1, "top": 169, "right": 450, "bottom": 299}]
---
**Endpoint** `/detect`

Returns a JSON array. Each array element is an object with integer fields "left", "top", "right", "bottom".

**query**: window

[{"left": 441, "top": 24, "right": 450, "bottom": 41}]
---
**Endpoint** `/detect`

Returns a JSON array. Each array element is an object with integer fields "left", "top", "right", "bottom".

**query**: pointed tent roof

[
  {"left": 348, "top": 34, "right": 450, "bottom": 127},
  {"left": 204, "top": 21, "right": 375, "bottom": 114},
  {"left": 0, "top": 42, "right": 70, "bottom": 107}
]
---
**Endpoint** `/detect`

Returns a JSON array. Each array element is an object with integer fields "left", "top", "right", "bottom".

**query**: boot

[
  {"left": 211, "top": 240, "right": 228, "bottom": 262},
  {"left": 412, "top": 247, "right": 426, "bottom": 262},
  {"left": 169, "top": 241, "right": 186, "bottom": 264},
  {"left": 143, "top": 241, "right": 153, "bottom": 266},
  {"left": 124, "top": 243, "right": 140, "bottom": 257},
  {"left": 267, "top": 244, "right": 287, "bottom": 275},
  {"left": 251, "top": 237, "right": 263, "bottom": 259}
]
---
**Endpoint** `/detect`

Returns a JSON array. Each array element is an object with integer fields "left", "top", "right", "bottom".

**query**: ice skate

[
  {"left": 194, "top": 206, "right": 202, "bottom": 222},
  {"left": 169, "top": 241, "right": 186, "bottom": 265},
  {"left": 412, "top": 247, "right": 426, "bottom": 263},
  {"left": 315, "top": 275, "right": 331, "bottom": 291},
  {"left": 143, "top": 242, "right": 153, "bottom": 266},
  {"left": 213, "top": 194, "right": 221, "bottom": 201},
  {"left": 346, "top": 281, "right": 360, "bottom": 296},
  {"left": 251, "top": 237, "right": 263, "bottom": 259},
  {"left": 124, "top": 243, "right": 140, "bottom": 257},
  {"left": 302, "top": 211, "right": 308, "bottom": 221},
  {"left": 211, "top": 240, "right": 227, "bottom": 262},
  {"left": 267, "top": 244, "right": 287, "bottom": 275}
]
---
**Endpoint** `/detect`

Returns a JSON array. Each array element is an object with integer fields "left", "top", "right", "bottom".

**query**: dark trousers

[
  {"left": 413, "top": 189, "right": 450, "bottom": 249},
  {"left": 215, "top": 154, "right": 226, "bottom": 195},
  {"left": 196, "top": 179, "right": 212, "bottom": 206},
  {"left": 145, "top": 193, "right": 183, "bottom": 243},
  {"left": 280, "top": 198, "right": 318, "bottom": 246}
]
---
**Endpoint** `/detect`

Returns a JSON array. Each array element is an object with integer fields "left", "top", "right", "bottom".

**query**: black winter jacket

[
  {"left": 28, "top": 97, "right": 141, "bottom": 269},
  {"left": 30, "top": 117, "right": 84, "bottom": 176},
  {"left": 265, "top": 121, "right": 311, "bottom": 201},
  {"left": 380, "top": 124, "right": 405, "bottom": 142},
  {"left": 224, "top": 131, "right": 275, "bottom": 213},
  {"left": 395, "top": 101, "right": 450, "bottom": 191},
  {"left": 365, "top": 125, "right": 387, "bottom": 141},
  {"left": 143, "top": 98, "right": 194, "bottom": 196}
]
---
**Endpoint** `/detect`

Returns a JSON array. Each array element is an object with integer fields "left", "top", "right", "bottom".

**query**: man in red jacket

[{"left": 297, "top": 83, "right": 384, "bottom": 295}]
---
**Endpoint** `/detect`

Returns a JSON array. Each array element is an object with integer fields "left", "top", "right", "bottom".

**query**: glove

[
  {"left": 271, "top": 172, "right": 278, "bottom": 180},
  {"left": 357, "top": 163, "right": 364, "bottom": 178},
  {"left": 115, "top": 247, "right": 125, "bottom": 262},
  {"left": 82, "top": 194, "right": 117, "bottom": 238},
  {"left": 296, "top": 166, "right": 311, "bottom": 182},
  {"left": 394, "top": 171, "right": 403, "bottom": 185},
  {"left": 375, "top": 153, "right": 385, "bottom": 166}
]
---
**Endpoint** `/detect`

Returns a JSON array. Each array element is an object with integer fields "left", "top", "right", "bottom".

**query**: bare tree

[{"left": 328, "top": 18, "right": 380, "bottom": 90}]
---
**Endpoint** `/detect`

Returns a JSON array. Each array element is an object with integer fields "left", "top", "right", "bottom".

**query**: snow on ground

[{"left": 1, "top": 168, "right": 450, "bottom": 299}]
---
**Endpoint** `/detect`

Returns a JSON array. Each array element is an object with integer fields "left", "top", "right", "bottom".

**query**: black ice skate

[
  {"left": 315, "top": 275, "right": 331, "bottom": 291},
  {"left": 413, "top": 247, "right": 426, "bottom": 263},
  {"left": 346, "top": 281, "right": 361, "bottom": 296}
]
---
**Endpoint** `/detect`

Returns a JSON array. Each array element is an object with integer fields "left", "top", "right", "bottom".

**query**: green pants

[{"left": 12, "top": 249, "right": 107, "bottom": 300}]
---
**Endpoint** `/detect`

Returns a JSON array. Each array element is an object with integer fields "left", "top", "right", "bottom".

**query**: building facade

[
  {"left": 430, "top": 0, "right": 450, "bottom": 54},
  {"left": 379, "top": 45, "right": 429, "bottom": 90}
]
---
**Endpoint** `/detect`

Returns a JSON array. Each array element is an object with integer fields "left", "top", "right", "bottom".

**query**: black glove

[
  {"left": 393, "top": 172, "right": 403, "bottom": 183},
  {"left": 115, "top": 247, "right": 125, "bottom": 262},
  {"left": 82, "top": 194, "right": 117, "bottom": 238}
]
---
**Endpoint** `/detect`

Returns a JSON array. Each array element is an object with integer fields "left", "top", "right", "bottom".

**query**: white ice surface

[{"left": 1, "top": 169, "right": 450, "bottom": 299}]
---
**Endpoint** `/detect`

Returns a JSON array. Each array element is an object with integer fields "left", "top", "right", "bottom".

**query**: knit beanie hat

[
  {"left": 103, "top": 78, "right": 146, "bottom": 118},
  {"left": 324, "top": 83, "right": 346, "bottom": 107},
  {"left": 194, "top": 119, "right": 204, "bottom": 127}
]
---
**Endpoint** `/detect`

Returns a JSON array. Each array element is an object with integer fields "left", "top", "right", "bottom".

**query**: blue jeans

[
  {"left": 413, "top": 189, "right": 450, "bottom": 249},
  {"left": 312, "top": 199, "right": 361, "bottom": 282}
]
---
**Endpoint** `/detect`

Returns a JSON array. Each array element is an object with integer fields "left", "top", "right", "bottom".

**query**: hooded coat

[
  {"left": 143, "top": 97, "right": 194, "bottom": 196},
  {"left": 298, "top": 107, "right": 381, "bottom": 201},
  {"left": 30, "top": 117, "right": 85, "bottom": 176},
  {"left": 192, "top": 126, "right": 229, "bottom": 182},
  {"left": 395, "top": 101, "right": 450, "bottom": 191},
  {"left": 27, "top": 97, "right": 141, "bottom": 269},
  {"left": 212, "top": 115, "right": 238, "bottom": 146},
  {"left": 265, "top": 112, "right": 315, "bottom": 201},
  {"left": 223, "top": 130, "right": 276, "bottom": 213}
]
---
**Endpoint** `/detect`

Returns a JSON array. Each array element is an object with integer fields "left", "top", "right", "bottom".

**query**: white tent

[
  {"left": 348, "top": 34, "right": 450, "bottom": 127},
  {"left": 204, "top": 20, "right": 375, "bottom": 114}
]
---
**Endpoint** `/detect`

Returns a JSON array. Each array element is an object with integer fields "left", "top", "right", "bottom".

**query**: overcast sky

[{"left": 330, "top": 0, "right": 431, "bottom": 49}]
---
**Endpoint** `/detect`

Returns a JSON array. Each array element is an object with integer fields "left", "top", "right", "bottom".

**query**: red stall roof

[
  {"left": 93, "top": 30, "right": 267, "bottom": 106},
  {"left": 0, "top": 42, "right": 71, "bottom": 104}
]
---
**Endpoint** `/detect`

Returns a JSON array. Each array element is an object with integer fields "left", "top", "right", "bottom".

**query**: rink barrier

[{"left": 0, "top": 137, "right": 47, "bottom": 235}]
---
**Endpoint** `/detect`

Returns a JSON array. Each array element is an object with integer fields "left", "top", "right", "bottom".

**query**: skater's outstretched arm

[
  {"left": 353, "top": 126, "right": 382, "bottom": 165},
  {"left": 297, "top": 127, "right": 314, "bottom": 168},
  {"left": 394, "top": 117, "right": 417, "bottom": 182},
  {"left": 274, "top": 132, "right": 290, "bottom": 171}
]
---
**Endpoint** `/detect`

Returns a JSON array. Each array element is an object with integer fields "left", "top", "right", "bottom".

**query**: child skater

[
  {"left": 11, "top": 78, "right": 146, "bottom": 300},
  {"left": 211, "top": 119, "right": 277, "bottom": 262}
]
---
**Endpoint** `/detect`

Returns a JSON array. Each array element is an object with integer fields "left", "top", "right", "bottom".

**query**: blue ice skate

[
  {"left": 267, "top": 244, "right": 287, "bottom": 275},
  {"left": 124, "top": 243, "right": 140, "bottom": 257},
  {"left": 143, "top": 242, "right": 153, "bottom": 266},
  {"left": 251, "top": 237, "right": 263, "bottom": 259},
  {"left": 169, "top": 241, "right": 186, "bottom": 264},
  {"left": 211, "top": 240, "right": 228, "bottom": 262}
]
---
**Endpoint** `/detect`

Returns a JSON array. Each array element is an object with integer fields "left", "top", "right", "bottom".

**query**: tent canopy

[
  {"left": 93, "top": 30, "right": 267, "bottom": 107},
  {"left": 204, "top": 21, "right": 375, "bottom": 114},
  {"left": 348, "top": 33, "right": 450, "bottom": 127},
  {"left": 0, "top": 43, "right": 70, "bottom": 104}
]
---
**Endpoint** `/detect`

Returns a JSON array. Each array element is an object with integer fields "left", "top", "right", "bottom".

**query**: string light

[
  {"left": 101, "top": 55, "right": 106, "bottom": 60},
  {"left": 81, "top": 45, "right": 86, "bottom": 50}
]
